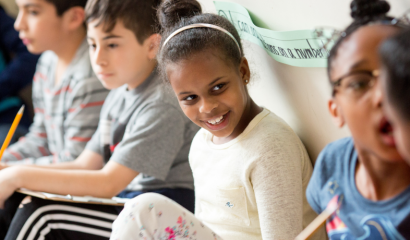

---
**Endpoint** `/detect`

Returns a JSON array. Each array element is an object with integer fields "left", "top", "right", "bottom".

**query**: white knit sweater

[{"left": 189, "top": 109, "right": 324, "bottom": 240}]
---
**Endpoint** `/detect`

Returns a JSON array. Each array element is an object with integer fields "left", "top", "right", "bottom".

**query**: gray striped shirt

[{"left": 1, "top": 39, "right": 109, "bottom": 165}]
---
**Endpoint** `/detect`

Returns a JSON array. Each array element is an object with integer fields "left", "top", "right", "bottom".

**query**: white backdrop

[
  {"left": 1, "top": 0, "right": 409, "bottom": 161},
  {"left": 197, "top": 0, "right": 410, "bottom": 161}
]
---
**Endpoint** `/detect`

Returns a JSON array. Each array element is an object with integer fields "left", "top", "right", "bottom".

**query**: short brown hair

[
  {"left": 85, "top": 0, "right": 162, "bottom": 44},
  {"left": 46, "top": 0, "right": 87, "bottom": 16}
]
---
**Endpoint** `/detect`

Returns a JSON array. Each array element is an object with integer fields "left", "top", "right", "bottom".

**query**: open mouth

[
  {"left": 207, "top": 115, "right": 225, "bottom": 125},
  {"left": 380, "top": 121, "right": 393, "bottom": 135},
  {"left": 379, "top": 117, "right": 395, "bottom": 146},
  {"left": 204, "top": 112, "right": 230, "bottom": 131}
]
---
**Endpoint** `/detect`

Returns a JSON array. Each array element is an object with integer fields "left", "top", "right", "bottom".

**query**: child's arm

[
  {"left": 0, "top": 145, "right": 104, "bottom": 171},
  {"left": 0, "top": 158, "right": 139, "bottom": 208},
  {"left": 8, "top": 149, "right": 105, "bottom": 170},
  {"left": 251, "top": 150, "right": 306, "bottom": 239}
]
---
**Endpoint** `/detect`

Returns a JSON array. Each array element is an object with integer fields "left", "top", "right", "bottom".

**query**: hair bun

[
  {"left": 158, "top": 0, "right": 202, "bottom": 29},
  {"left": 350, "top": 0, "right": 390, "bottom": 20}
]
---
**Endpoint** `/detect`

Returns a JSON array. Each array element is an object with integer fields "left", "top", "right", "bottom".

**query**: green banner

[{"left": 214, "top": 1, "right": 330, "bottom": 68}]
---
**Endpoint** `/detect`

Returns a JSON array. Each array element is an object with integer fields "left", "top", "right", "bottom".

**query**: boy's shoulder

[
  {"left": 116, "top": 74, "right": 178, "bottom": 107},
  {"left": 36, "top": 50, "right": 57, "bottom": 67},
  {"left": 36, "top": 40, "right": 95, "bottom": 82},
  {"left": 104, "top": 74, "right": 182, "bottom": 121}
]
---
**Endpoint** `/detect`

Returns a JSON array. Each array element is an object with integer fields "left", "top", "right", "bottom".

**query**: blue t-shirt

[{"left": 307, "top": 137, "right": 410, "bottom": 240}]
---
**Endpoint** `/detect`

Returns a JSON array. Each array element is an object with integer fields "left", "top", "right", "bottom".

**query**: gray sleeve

[
  {"left": 85, "top": 123, "right": 103, "bottom": 156},
  {"left": 110, "top": 103, "right": 186, "bottom": 180},
  {"left": 1, "top": 78, "right": 51, "bottom": 163},
  {"left": 85, "top": 91, "right": 115, "bottom": 156}
]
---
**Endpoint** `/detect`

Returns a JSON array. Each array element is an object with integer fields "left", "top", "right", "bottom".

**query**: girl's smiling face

[{"left": 167, "top": 50, "right": 251, "bottom": 142}]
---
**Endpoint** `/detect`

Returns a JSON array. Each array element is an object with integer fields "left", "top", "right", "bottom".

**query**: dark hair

[
  {"left": 85, "top": 0, "right": 162, "bottom": 44},
  {"left": 380, "top": 29, "right": 410, "bottom": 121},
  {"left": 327, "top": 0, "right": 393, "bottom": 78},
  {"left": 157, "top": 0, "right": 243, "bottom": 78},
  {"left": 45, "top": 0, "right": 88, "bottom": 16}
]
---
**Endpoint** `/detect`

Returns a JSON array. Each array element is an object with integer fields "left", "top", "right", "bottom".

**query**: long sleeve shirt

[
  {"left": 1, "top": 39, "right": 110, "bottom": 165},
  {"left": 190, "top": 109, "right": 326, "bottom": 240}
]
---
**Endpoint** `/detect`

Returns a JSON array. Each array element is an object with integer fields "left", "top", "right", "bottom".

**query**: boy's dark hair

[
  {"left": 85, "top": 0, "right": 162, "bottom": 44},
  {"left": 46, "top": 0, "right": 88, "bottom": 16},
  {"left": 327, "top": 0, "right": 393, "bottom": 79},
  {"left": 380, "top": 29, "right": 410, "bottom": 121},
  {"left": 157, "top": 0, "right": 243, "bottom": 79}
]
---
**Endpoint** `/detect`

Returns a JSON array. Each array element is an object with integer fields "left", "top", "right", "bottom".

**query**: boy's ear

[
  {"left": 328, "top": 98, "right": 345, "bottom": 128},
  {"left": 63, "top": 7, "right": 86, "bottom": 31},
  {"left": 145, "top": 34, "right": 161, "bottom": 60},
  {"left": 239, "top": 57, "right": 251, "bottom": 84}
]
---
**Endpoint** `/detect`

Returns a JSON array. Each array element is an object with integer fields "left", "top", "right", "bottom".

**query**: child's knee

[{"left": 123, "top": 192, "right": 172, "bottom": 213}]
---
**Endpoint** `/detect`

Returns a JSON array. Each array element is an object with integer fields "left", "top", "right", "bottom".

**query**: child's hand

[{"left": 0, "top": 167, "right": 18, "bottom": 209}]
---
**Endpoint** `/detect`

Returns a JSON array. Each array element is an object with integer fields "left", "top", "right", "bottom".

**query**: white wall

[
  {"left": 198, "top": 0, "right": 410, "bottom": 161},
  {"left": 2, "top": 0, "right": 409, "bottom": 161}
]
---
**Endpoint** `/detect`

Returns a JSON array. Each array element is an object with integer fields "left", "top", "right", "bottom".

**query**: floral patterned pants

[{"left": 110, "top": 193, "right": 223, "bottom": 240}]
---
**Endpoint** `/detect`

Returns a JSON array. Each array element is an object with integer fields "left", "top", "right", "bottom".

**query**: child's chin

[
  {"left": 98, "top": 79, "right": 119, "bottom": 90},
  {"left": 26, "top": 45, "right": 43, "bottom": 55},
  {"left": 100, "top": 81, "right": 117, "bottom": 90}
]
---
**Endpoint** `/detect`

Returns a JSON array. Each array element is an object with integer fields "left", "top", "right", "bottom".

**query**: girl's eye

[
  {"left": 108, "top": 43, "right": 118, "bottom": 49},
  {"left": 183, "top": 95, "right": 197, "bottom": 101},
  {"left": 212, "top": 84, "right": 225, "bottom": 91},
  {"left": 347, "top": 78, "right": 371, "bottom": 91}
]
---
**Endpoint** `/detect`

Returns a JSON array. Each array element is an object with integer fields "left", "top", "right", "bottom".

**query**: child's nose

[
  {"left": 199, "top": 97, "right": 218, "bottom": 114},
  {"left": 14, "top": 12, "right": 26, "bottom": 32},
  {"left": 94, "top": 47, "right": 108, "bottom": 66}
]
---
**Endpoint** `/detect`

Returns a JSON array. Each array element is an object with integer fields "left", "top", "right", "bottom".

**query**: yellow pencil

[{"left": 0, "top": 105, "right": 25, "bottom": 159}]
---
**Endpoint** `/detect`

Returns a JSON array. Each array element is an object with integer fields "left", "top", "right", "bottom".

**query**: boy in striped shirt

[
  {"left": 0, "top": 0, "right": 109, "bottom": 166},
  {"left": 0, "top": 0, "right": 198, "bottom": 239}
]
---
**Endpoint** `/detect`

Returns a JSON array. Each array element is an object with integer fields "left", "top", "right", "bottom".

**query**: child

[
  {"left": 307, "top": 0, "right": 410, "bottom": 239},
  {"left": 1, "top": 0, "right": 109, "bottom": 166},
  {"left": 0, "top": 0, "right": 198, "bottom": 239},
  {"left": 379, "top": 29, "right": 410, "bottom": 163},
  {"left": 110, "top": 0, "right": 325, "bottom": 239},
  {"left": 0, "top": 5, "right": 39, "bottom": 144}
]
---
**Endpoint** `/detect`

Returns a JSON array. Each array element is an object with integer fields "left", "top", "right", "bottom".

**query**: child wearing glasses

[
  {"left": 379, "top": 29, "right": 410, "bottom": 164},
  {"left": 109, "top": 0, "right": 325, "bottom": 239},
  {"left": 307, "top": 0, "right": 410, "bottom": 239}
]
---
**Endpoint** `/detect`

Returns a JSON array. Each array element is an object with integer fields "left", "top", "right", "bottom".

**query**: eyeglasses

[
  {"left": 331, "top": 69, "right": 379, "bottom": 98},
  {"left": 313, "top": 10, "right": 410, "bottom": 53}
]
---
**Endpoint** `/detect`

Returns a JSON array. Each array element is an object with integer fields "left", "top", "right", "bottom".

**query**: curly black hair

[
  {"left": 327, "top": 0, "right": 393, "bottom": 78},
  {"left": 157, "top": 0, "right": 243, "bottom": 79}
]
